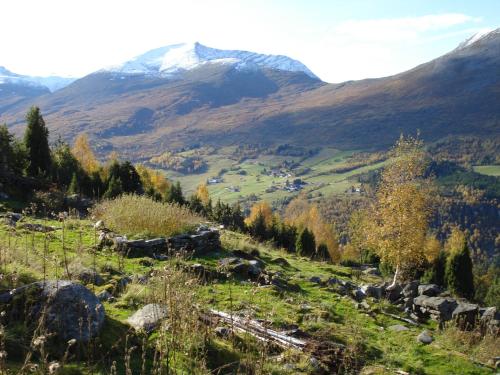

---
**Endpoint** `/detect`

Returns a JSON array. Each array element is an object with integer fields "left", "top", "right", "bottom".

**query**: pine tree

[
  {"left": 485, "top": 275, "right": 500, "bottom": 309},
  {"left": 24, "top": 107, "right": 51, "bottom": 177},
  {"left": 422, "top": 250, "right": 447, "bottom": 286},
  {"left": 188, "top": 194, "right": 205, "bottom": 214},
  {"left": 230, "top": 203, "right": 245, "bottom": 232},
  {"left": 0, "top": 124, "right": 27, "bottom": 174},
  {"left": 250, "top": 211, "right": 268, "bottom": 241},
  {"left": 52, "top": 140, "right": 81, "bottom": 188},
  {"left": 68, "top": 173, "right": 79, "bottom": 195},
  {"left": 296, "top": 228, "right": 316, "bottom": 257},
  {"left": 316, "top": 243, "right": 329, "bottom": 261},
  {"left": 165, "top": 181, "right": 185, "bottom": 205},
  {"left": 445, "top": 232, "right": 474, "bottom": 299},
  {"left": 103, "top": 176, "right": 123, "bottom": 199},
  {"left": 119, "top": 161, "right": 143, "bottom": 194}
]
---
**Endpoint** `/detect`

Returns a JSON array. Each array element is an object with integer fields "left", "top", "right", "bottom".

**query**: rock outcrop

[
  {"left": 2, "top": 280, "right": 105, "bottom": 342},
  {"left": 98, "top": 224, "right": 221, "bottom": 258},
  {"left": 127, "top": 303, "right": 168, "bottom": 332}
]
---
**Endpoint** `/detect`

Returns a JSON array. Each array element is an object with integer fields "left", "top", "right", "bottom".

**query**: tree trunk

[{"left": 389, "top": 264, "right": 400, "bottom": 288}]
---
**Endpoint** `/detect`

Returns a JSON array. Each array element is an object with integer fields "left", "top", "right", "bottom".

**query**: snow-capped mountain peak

[
  {"left": 456, "top": 28, "right": 500, "bottom": 50},
  {"left": 0, "top": 66, "right": 76, "bottom": 92},
  {"left": 104, "top": 42, "right": 319, "bottom": 79}
]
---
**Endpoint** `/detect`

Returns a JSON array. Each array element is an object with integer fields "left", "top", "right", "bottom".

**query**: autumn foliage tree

[
  {"left": 72, "top": 133, "right": 99, "bottom": 174},
  {"left": 196, "top": 183, "right": 210, "bottom": 206},
  {"left": 285, "top": 196, "right": 339, "bottom": 262},
  {"left": 365, "top": 135, "right": 433, "bottom": 286}
]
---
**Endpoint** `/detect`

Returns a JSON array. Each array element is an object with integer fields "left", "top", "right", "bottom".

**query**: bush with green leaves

[
  {"left": 445, "top": 238, "right": 474, "bottom": 299},
  {"left": 296, "top": 227, "right": 316, "bottom": 257}
]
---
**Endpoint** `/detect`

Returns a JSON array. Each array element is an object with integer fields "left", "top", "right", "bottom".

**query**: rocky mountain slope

[{"left": 1, "top": 30, "right": 499, "bottom": 159}]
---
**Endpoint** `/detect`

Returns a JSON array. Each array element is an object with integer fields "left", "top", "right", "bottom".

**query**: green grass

[
  {"left": 0, "top": 217, "right": 496, "bottom": 374},
  {"left": 473, "top": 165, "right": 500, "bottom": 176}
]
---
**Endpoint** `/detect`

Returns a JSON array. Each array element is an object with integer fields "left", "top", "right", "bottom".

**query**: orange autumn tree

[
  {"left": 285, "top": 196, "right": 340, "bottom": 262},
  {"left": 72, "top": 133, "right": 99, "bottom": 174},
  {"left": 245, "top": 201, "right": 273, "bottom": 228}
]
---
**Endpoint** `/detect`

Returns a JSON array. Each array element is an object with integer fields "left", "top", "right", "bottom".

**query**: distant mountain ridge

[
  {"left": 0, "top": 29, "right": 499, "bottom": 159},
  {"left": 0, "top": 66, "right": 75, "bottom": 92},
  {"left": 103, "top": 42, "right": 319, "bottom": 79}
]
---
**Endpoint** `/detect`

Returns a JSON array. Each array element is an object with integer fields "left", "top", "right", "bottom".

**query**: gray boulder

[
  {"left": 9, "top": 281, "right": 105, "bottom": 342},
  {"left": 480, "top": 307, "right": 500, "bottom": 335},
  {"left": 248, "top": 260, "right": 263, "bottom": 278},
  {"left": 452, "top": 303, "right": 479, "bottom": 329},
  {"left": 76, "top": 268, "right": 104, "bottom": 286},
  {"left": 97, "top": 290, "right": 113, "bottom": 302},
  {"left": 361, "top": 284, "right": 384, "bottom": 299},
  {"left": 402, "top": 281, "right": 420, "bottom": 298},
  {"left": 272, "top": 257, "right": 290, "bottom": 267},
  {"left": 413, "top": 296, "right": 458, "bottom": 321},
  {"left": 386, "top": 284, "right": 403, "bottom": 302},
  {"left": 352, "top": 288, "right": 366, "bottom": 302},
  {"left": 309, "top": 276, "right": 322, "bottom": 284},
  {"left": 417, "top": 330, "right": 433, "bottom": 344},
  {"left": 127, "top": 304, "right": 168, "bottom": 332},
  {"left": 362, "top": 267, "right": 380, "bottom": 276},
  {"left": 388, "top": 324, "right": 409, "bottom": 332},
  {"left": 418, "top": 284, "right": 441, "bottom": 297}
]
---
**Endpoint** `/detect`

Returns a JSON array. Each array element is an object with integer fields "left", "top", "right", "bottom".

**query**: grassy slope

[
  {"left": 0, "top": 219, "right": 496, "bottom": 374},
  {"left": 473, "top": 165, "right": 500, "bottom": 177}
]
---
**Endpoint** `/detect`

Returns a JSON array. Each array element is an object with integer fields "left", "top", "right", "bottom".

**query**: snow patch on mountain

[
  {"left": 104, "top": 42, "right": 319, "bottom": 79},
  {"left": 456, "top": 28, "right": 500, "bottom": 50},
  {"left": 0, "top": 66, "right": 75, "bottom": 92}
]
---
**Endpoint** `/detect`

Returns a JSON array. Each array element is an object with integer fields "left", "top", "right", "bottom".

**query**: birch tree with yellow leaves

[
  {"left": 72, "top": 133, "right": 99, "bottom": 174},
  {"left": 366, "top": 135, "right": 433, "bottom": 286}
]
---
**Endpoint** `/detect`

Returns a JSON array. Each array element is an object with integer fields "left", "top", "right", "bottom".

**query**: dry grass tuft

[{"left": 92, "top": 194, "right": 202, "bottom": 238}]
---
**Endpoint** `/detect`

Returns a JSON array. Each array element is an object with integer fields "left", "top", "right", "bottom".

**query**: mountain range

[{"left": 0, "top": 29, "right": 499, "bottom": 160}]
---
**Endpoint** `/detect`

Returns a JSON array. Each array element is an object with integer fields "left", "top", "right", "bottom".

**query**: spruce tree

[
  {"left": 250, "top": 211, "right": 267, "bottom": 241},
  {"left": 445, "top": 237, "right": 474, "bottom": 299},
  {"left": 230, "top": 203, "right": 245, "bottom": 232},
  {"left": 68, "top": 173, "right": 79, "bottom": 195},
  {"left": 103, "top": 176, "right": 123, "bottom": 199},
  {"left": 296, "top": 228, "right": 316, "bottom": 257},
  {"left": 165, "top": 181, "right": 185, "bottom": 205},
  {"left": 317, "top": 243, "right": 329, "bottom": 261},
  {"left": 24, "top": 107, "right": 51, "bottom": 177},
  {"left": 188, "top": 194, "right": 204, "bottom": 214},
  {"left": 485, "top": 275, "right": 500, "bottom": 309}
]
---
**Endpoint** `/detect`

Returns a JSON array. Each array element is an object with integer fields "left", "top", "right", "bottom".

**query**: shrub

[
  {"left": 485, "top": 276, "right": 500, "bottom": 309},
  {"left": 92, "top": 194, "right": 202, "bottom": 238},
  {"left": 445, "top": 238, "right": 474, "bottom": 299},
  {"left": 421, "top": 250, "right": 447, "bottom": 286},
  {"left": 296, "top": 228, "right": 316, "bottom": 257}
]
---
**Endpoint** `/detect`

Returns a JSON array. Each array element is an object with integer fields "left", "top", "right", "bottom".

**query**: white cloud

[
  {"left": 333, "top": 13, "right": 480, "bottom": 43},
  {"left": 312, "top": 13, "right": 484, "bottom": 82}
]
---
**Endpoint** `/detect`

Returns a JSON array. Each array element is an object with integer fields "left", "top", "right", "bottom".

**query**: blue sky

[{"left": 0, "top": 0, "right": 498, "bottom": 82}]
